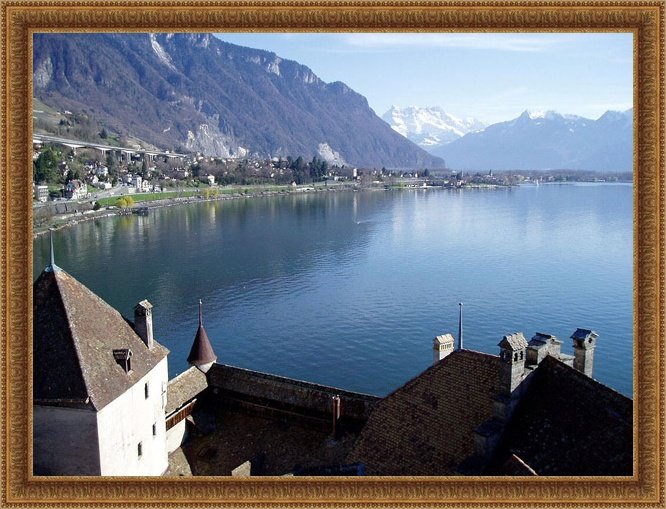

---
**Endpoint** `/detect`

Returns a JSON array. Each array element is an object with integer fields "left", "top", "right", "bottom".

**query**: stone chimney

[
  {"left": 498, "top": 332, "right": 528, "bottom": 396},
  {"left": 571, "top": 328, "right": 599, "bottom": 377},
  {"left": 526, "top": 332, "right": 562, "bottom": 367},
  {"left": 134, "top": 300, "right": 154, "bottom": 349},
  {"left": 433, "top": 333, "right": 455, "bottom": 365}
]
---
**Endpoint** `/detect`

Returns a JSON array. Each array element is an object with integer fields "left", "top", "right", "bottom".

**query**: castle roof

[
  {"left": 348, "top": 348, "right": 632, "bottom": 475},
  {"left": 490, "top": 355, "right": 632, "bottom": 475},
  {"left": 187, "top": 301, "right": 217, "bottom": 368},
  {"left": 347, "top": 349, "right": 501, "bottom": 475},
  {"left": 33, "top": 268, "right": 169, "bottom": 411}
]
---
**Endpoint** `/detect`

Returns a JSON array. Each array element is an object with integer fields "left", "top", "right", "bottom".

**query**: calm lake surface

[{"left": 34, "top": 183, "right": 633, "bottom": 397}]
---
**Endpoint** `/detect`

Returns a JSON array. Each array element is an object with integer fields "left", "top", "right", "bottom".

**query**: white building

[
  {"left": 33, "top": 247, "right": 170, "bottom": 476},
  {"left": 64, "top": 179, "right": 87, "bottom": 200},
  {"left": 34, "top": 184, "right": 49, "bottom": 202}
]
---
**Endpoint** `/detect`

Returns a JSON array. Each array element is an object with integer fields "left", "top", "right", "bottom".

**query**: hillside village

[{"left": 32, "top": 131, "right": 632, "bottom": 234}]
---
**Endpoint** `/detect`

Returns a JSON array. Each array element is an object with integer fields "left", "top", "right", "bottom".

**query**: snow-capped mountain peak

[
  {"left": 432, "top": 108, "right": 632, "bottom": 172},
  {"left": 382, "top": 106, "right": 486, "bottom": 149}
]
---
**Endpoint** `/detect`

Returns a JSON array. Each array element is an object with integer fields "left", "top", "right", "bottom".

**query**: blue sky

[{"left": 215, "top": 33, "right": 633, "bottom": 125}]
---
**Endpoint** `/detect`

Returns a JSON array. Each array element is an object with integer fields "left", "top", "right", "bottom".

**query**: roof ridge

[
  {"left": 541, "top": 355, "right": 632, "bottom": 402},
  {"left": 390, "top": 349, "right": 498, "bottom": 398},
  {"left": 52, "top": 270, "right": 97, "bottom": 410}
]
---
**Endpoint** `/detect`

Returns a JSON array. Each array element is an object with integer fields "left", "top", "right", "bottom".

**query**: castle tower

[
  {"left": 33, "top": 235, "right": 170, "bottom": 475},
  {"left": 571, "top": 328, "right": 599, "bottom": 377},
  {"left": 497, "top": 332, "right": 528, "bottom": 396},
  {"left": 433, "top": 333, "right": 455, "bottom": 364},
  {"left": 187, "top": 300, "right": 217, "bottom": 373}
]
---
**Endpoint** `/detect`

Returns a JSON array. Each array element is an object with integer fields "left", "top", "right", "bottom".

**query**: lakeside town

[{"left": 32, "top": 137, "right": 632, "bottom": 235}]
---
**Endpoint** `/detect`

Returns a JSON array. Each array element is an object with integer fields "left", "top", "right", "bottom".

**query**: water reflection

[{"left": 34, "top": 185, "right": 633, "bottom": 396}]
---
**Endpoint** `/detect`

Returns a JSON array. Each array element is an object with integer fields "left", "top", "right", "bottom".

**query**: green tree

[{"left": 33, "top": 147, "right": 61, "bottom": 184}]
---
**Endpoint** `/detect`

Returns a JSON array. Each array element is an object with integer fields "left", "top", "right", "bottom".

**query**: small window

[
  {"left": 144, "top": 382, "right": 149, "bottom": 399},
  {"left": 137, "top": 442, "right": 143, "bottom": 458},
  {"left": 112, "top": 349, "right": 133, "bottom": 373},
  {"left": 152, "top": 423, "right": 157, "bottom": 437}
]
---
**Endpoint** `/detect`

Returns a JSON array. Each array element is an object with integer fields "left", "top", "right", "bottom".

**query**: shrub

[{"left": 116, "top": 196, "right": 135, "bottom": 208}]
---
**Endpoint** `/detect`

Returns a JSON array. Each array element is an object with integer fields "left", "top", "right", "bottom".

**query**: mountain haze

[
  {"left": 33, "top": 33, "right": 443, "bottom": 169},
  {"left": 433, "top": 109, "right": 633, "bottom": 172}
]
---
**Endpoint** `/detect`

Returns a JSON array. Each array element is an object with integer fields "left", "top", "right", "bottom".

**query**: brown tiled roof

[
  {"left": 347, "top": 350, "right": 501, "bottom": 475},
  {"left": 33, "top": 268, "right": 169, "bottom": 411},
  {"left": 491, "top": 355, "right": 632, "bottom": 475}
]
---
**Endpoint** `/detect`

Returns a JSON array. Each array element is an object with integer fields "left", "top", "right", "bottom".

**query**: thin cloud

[{"left": 339, "top": 33, "right": 565, "bottom": 53}]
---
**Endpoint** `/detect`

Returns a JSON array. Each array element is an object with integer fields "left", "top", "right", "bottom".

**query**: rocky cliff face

[{"left": 33, "top": 33, "right": 443, "bottom": 169}]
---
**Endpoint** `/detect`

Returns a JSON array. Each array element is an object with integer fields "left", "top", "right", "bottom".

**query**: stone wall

[
  {"left": 207, "top": 364, "right": 379, "bottom": 426},
  {"left": 33, "top": 405, "right": 101, "bottom": 475}
]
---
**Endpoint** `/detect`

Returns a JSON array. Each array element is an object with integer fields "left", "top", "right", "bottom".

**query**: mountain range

[
  {"left": 384, "top": 107, "right": 633, "bottom": 172},
  {"left": 381, "top": 106, "right": 486, "bottom": 148},
  {"left": 33, "top": 33, "right": 443, "bottom": 169},
  {"left": 33, "top": 33, "right": 632, "bottom": 173}
]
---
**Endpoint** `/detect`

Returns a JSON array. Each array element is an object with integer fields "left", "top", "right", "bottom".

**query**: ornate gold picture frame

[{"left": 1, "top": 1, "right": 664, "bottom": 506}]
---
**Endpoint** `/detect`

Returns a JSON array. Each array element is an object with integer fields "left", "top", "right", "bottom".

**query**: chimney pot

[{"left": 134, "top": 300, "right": 154, "bottom": 349}]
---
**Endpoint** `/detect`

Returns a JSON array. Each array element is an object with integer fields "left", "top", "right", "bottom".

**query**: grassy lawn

[
  {"left": 97, "top": 191, "right": 197, "bottom": 207},
  {"left": 96, "top": 185, "right": 296, "bottom": 207}
]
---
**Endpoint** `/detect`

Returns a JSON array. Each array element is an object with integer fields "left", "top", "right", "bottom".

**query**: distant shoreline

[
  {"left": 32, "top": 180, "right": 629, "bottom": 239},
  {"left": 32, "top": 184, "right": 362, "bottom": 238}
]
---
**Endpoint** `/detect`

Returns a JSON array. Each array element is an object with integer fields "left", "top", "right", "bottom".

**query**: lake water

[{"left": 33, "top": 183, "right": 634, "bottom": 397}]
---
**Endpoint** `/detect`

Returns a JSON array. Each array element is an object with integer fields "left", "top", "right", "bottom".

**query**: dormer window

[{"left": 112, "top": 348, "right": 133, "bottom": 373}]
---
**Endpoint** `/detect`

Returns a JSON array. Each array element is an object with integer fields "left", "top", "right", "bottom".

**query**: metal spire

[
  {"left": 45, "top": 229, "right": 61, "bottom": 273},
  {"left": 198, "top": 299, "right": 203, "bottom": 325},
  {"left": 458, "top": 302, "right": 464, "bottom": 350}
]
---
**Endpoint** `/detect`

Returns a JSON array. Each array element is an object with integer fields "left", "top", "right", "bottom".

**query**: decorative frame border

[{"left": 1, "top": 1, "right": 663, "bottom": 507}]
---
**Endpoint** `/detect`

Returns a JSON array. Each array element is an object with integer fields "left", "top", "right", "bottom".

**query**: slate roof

[
  {"left": 165, "top": 366, "right": 208, "bottom": 415},
  {"left": 571, "top": 328, "right": 598, "bottom": 341},
  {"left": 489, "top": 355, "right": 632, "bottom": 475},
  {"left": 347, "top": 350, "right": 501, "bottom": 475},
  {"left": 187, "top": 302, "right": 217, "bottom": 367},
  {"left": 529, "top": 332, "right": 561, "bottom": 347},
  {"left": 33, "top": 268, "right": 169, "bottom": 411}
]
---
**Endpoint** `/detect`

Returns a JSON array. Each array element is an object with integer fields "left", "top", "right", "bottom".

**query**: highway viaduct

[{"left": 32, "top": 134, "right": 188, "bottom": 164}]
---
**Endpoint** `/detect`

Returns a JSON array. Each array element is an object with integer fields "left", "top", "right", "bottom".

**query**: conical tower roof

[{"left": 187, "top": 300, "right": 217, "bottom": 368}]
